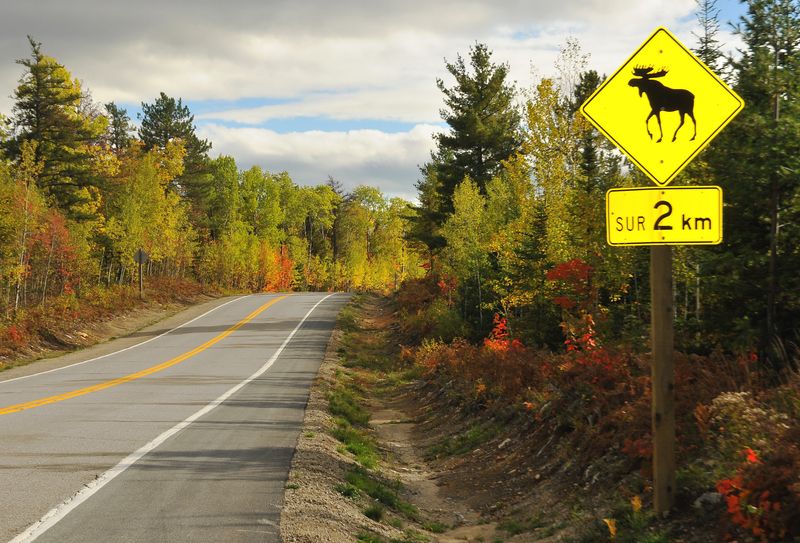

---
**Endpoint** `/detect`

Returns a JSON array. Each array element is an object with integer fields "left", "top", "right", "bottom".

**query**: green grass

[
  {"left": 364, "top": 503, "right": 385, "bottom": 521},
  {"left": 422, "top": 520, "right": 448, "bottom": 533},
  {"left": 331, "top": 420, "right": 379, "bottom": 468},
  {"left": 428, "top": 422, "right": 500, "bottom": 458},
  {"left": 336, "top": 303, "right": 360, "bottom": 333},
  {"left": 357, "top": 532, "right": 386, "bottom": 543},
  {"left": 334, "top": 482, "right": 360, "bottom": 498},
  {"left": 328, "top": 387, "right": 370, "bottom": 426},
  {"left": 498, "top": 515, "right": 546, "bottom": 535},
  {"left": 345, "top": 468, "right": 419, "bottom": 520}
]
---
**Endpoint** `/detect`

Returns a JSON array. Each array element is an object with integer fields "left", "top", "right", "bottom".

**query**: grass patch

[
  {"left": 428, "top": 422, "right": 500, "bottom": 459},
  {"left": 498, "top": 515, "right": 546, "bottom": 535},
  {"left": 364, "top": 503, "right": 385, "bottom": 521},
  {"left": 335, "top": 482, "right": 360, "bottom": 498},
  {"left": 337, "top": 307, "right": 360, "bottom": 334},
  {"left": 357, "top": 532, "right": 386, "bottom": 543},
  {"left": 331, "top": 420, "right": 379, "bottom": 468},
  {"left": 422, "top": 520, "right": 448, "bottom": 533},
  {"left": 345, "top": 468, "right": 419, "bottom": 520},
  {"left": 328, "top": 387, "right": 370, "bottom": 426}
]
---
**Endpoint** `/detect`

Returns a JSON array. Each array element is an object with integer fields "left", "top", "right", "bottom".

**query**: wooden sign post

[
  {"left": 650, "top": 245, "right": 675, "bottom": 511},
  {"left": 134, "top": 248, "right": 149, "bottom": 300}
]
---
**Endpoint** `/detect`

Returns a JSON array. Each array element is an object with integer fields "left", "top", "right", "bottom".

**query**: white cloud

[
  {"left": 198, "top": 123, "right": 442, "bottom": 200},
  {"left": 0, "top": 0, "right": 745, "bottom": 199}
]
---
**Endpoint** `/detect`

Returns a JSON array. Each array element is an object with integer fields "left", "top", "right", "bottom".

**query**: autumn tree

[{"left": 441, "top": 177, "right": 490, "bottom": 326}]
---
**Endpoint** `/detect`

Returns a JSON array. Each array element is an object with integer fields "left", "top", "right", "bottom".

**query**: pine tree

[
  {"left": 705, "top": 0, "right": 800, "bottom": 361},
  {"left": 6, "top": 37, "right": 107, "bottom": 218},
  {"left": 430, "top": 43, "right": 522, "bottom": 215},
  {"left": 693, "top": 0, "right": 724, "bottom": 70},
  {"left": 104, "top": 102, "right": 134, "bottom": 154},
  {"left": 138, "top": 92, "right": 211, "bottom": 200}
]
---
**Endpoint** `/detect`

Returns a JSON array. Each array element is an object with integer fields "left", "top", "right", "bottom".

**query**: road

[{"left": 0, "top": 292, "right": 348, "bottom": 543}]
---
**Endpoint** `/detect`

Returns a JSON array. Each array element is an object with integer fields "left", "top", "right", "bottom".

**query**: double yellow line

[{"left": 0, "top": 295, "right": 289, "bottom": 416}]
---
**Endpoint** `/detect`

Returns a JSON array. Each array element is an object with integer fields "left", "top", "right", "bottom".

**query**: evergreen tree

[
  {"left": 693, "top": 0, "right": 724, "bottom": 70},
  {"left": 138, "top": 92, "right": 211, "bottom": 199},
  {"left": 104, "top": 102, "right": 134, "bottom": 154},
  {"left": 430, "top": 43, "right": 521, "bottom": 215},
  {"left": 705, "top": 0, "right": 800, "bottom": 362},
  {"left": 408, "top": 163, "right": 446, "bottom": 257},
  {"left": 6, "top": 37, "right": 107, "bottom": 218}
]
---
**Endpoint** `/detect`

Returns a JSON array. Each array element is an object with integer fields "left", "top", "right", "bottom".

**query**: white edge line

[
  {"left": 0, "top": 296, "right": 250, "bottom": 385},
  {"left": 9, "top": 292, "right": 337, "bottom": 543}
]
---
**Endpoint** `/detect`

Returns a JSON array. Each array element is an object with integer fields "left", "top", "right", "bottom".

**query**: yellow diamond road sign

[
  {"left": 581, "top": 27, "right": 744, "bottom": 186},
  {"left": 606, "top": 186, "right": 723, "bottom": 246}
]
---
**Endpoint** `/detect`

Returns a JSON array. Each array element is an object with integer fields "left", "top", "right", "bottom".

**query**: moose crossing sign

[{"left": 580, "top": 27, "right": 743, "bottom": 187}]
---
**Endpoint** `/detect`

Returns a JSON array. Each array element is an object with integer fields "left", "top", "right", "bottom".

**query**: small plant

[
  {"left": 716, "top": 428, "right": 800, "bottom": 542},
  {"left": 498, "top": 514, "right": 546, "bottom": 535},
  {"left": 344, "top": 468, "right": 418, "bottom": 520},
  {"left": 357, "top": 531, "right": 386, "bottom": 543},
  {"left": 364, "top": 503, "right": 384, "bottom": 521},
  {"left": 331, "top": 420, "right": 379, "bottom": 468},
  {"left": 334, "top": 482, "right": 359, "bottom": 498},
  {"left": 285, "top": 482, "right": 300, "bottom": 490},
  {"left": 422, "top": 520, "right": 448, "bottom": 533}
]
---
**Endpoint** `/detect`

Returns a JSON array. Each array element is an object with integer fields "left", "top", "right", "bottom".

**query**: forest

[
  {"left": 0, "top": 37, "right": 424, "bottom": 328},
  {"left": 395, "top": 0, "right": 800, "bottom": 540},
  {"left": 1, "top": 0, "right": 799, "bottom": 539}
]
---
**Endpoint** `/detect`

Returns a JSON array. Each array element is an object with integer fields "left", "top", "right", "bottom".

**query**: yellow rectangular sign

[{"left": 606, "top": 186, "right": 722, "bottom": 245}]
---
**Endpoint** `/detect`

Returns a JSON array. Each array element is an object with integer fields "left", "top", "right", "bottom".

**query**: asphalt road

[{"left": 0, "top": 292, "right": 348, "bottom": 543}]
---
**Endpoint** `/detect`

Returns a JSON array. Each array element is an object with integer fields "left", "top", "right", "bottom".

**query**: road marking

[
  {"left": 0, "top": 295, "right": 248, "bottom": 385},
  {"left": 0, "top": 295, "right": 289, "bottom": 416},
  {"left": 9, "top": 293, "right": 336, "bottom": 543}
]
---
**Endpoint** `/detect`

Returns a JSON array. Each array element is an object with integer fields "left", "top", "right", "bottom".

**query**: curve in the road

[{"left": 0, "top": 295, "right": 289, "bottom": 416}]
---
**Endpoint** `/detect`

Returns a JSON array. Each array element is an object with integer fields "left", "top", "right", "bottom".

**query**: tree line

[
  {"left": 411, "top": 0, "right": 800, "bottom": 371},
  {"left": 0, "top": 38, "right": 426, "bottom": 320}
]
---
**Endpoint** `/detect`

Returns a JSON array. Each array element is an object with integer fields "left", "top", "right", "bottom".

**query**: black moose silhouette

[{"left": 628, "top": 65, "right": 696, "bottom": 143}]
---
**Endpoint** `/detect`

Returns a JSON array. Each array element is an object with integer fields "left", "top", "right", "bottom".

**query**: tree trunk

[{"left": 41, "top": 236, "right": 56, "bottom": 305}]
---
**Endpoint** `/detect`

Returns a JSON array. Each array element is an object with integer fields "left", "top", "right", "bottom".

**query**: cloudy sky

[{"left": 0, "top": 0, "right": 746, "bottom": 200}]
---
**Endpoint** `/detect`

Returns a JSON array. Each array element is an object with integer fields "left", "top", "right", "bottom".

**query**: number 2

[{"left": 654, "top": 200, "right": 673, "bottom": 230}]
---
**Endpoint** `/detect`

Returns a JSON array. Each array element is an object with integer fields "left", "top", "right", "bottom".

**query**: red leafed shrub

[
  {"left": 396, "top": 275, "right": 440, "bottom": 314},
  {"left": 546, "top": 258, "right": 592, "bottom": 285},
  {"left": 716, "top": 427, "right": 800, "bottom": 542},
  {"left": 484, "top": 314, "right": 525, "bottom": 353},
  {"left": 3, "top": 324, "right": 28, "bottom": 348}
]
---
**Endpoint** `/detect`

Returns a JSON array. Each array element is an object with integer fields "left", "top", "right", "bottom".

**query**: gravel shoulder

[{"left": 280, "top": 295, "right": 503, "bottom": 543}]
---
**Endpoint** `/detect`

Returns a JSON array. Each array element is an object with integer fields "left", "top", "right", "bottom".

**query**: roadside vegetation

[{"left": 324, "top": 295, "right": 437, "bottom": 543}]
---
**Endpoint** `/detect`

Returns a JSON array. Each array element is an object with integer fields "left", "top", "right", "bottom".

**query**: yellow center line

[{"left": 0, "top": 295, "right": 290, "bottom": 416}]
